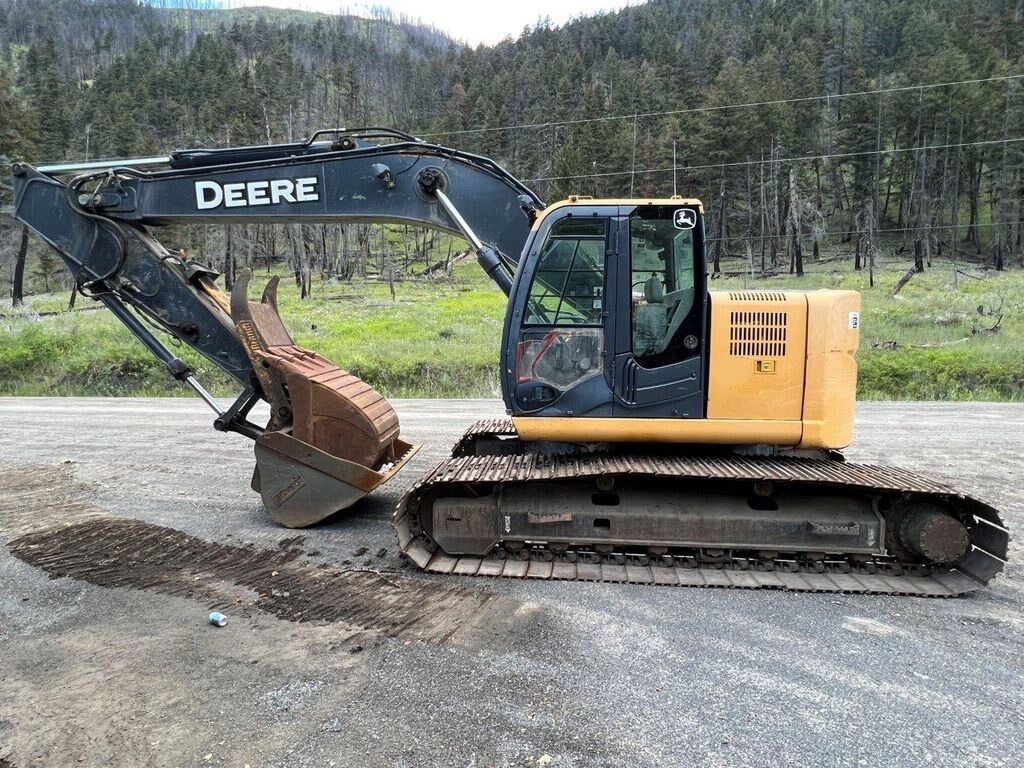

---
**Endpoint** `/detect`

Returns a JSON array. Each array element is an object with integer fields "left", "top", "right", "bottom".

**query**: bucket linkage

[{"left": 229, "top": 269, "right": 417, "bottom": 527}]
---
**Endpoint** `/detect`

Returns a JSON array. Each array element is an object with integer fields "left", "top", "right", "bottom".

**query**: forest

[
  {"left": 0, "top": 1, "right": 1019, "bottom": 403},
  {"left": 0, "top": 0, "right": 1022, "bottom": 300}
]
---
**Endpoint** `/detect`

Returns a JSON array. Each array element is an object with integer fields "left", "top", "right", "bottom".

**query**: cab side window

[
  {"left": 630, "top": 210, "right": 697, "bottom": 366},
  {"left": 525, "top": 217, "right": 607, "bottom": 326}
]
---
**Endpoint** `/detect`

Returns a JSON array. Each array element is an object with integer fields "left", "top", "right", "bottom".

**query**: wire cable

[
  {"left": 526, "top": 136, "right": 1024, "bottom": 183},
  {"left": 704, "top": 220, "right": 1024, "bottom": 245},
  {"left": 421, "top": 73, "right": 1024, "bottom": 138}
]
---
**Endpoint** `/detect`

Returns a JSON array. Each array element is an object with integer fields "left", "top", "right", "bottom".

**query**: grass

[
  {"left": 0, "top": 261, "right": 507, "bottom": 398},
  {"left": 715, "top": 257, "right": 1024, "bottom": 400},
  {"left": 279, "top": 263, "right": 505, "bottom": 398},
  {"left": 2, "top": 254, "right": 1023, "bottom": 400}
]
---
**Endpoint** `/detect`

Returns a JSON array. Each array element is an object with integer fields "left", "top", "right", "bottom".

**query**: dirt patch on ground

[
  {"left": 10, "top": 517, "right": 523, "bottom": 644},
  {"left": 0, "top": 464, "right": 105, "bottom": 538}
]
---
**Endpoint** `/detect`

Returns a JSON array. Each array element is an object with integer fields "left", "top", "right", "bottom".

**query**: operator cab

[{"left": 503, "top": 200, "right": 707, "bottom": 419}]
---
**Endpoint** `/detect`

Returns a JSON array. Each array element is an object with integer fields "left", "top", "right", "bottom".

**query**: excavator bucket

[{"left": 230, "top": 270, "right": 417, "bottom": 527}]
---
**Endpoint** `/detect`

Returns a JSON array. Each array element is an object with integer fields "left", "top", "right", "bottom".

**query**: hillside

[
  {"left": 0, "top": 0, "right": 1022, "bottom": 399},
  {"left": 2, "top": 0, "right": 1022, "bottom": 280}
]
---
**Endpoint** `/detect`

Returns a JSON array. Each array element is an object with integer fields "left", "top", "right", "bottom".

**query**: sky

[{"left": 225, "top": 0, "right": 636, "bottom": 46}]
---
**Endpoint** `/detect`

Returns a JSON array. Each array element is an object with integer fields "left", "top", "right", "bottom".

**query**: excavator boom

[{"left": 11, "top": 128, "right": 542, "bottom": 525}]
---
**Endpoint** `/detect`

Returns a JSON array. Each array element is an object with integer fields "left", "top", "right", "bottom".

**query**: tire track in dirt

[{"left": 4, "top": 465, "right": 529, "bottom": 644}]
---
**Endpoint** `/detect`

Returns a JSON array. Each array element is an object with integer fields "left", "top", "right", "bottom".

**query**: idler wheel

[{"left": 899, "top": 505, "right": 969, "bottom": 563}]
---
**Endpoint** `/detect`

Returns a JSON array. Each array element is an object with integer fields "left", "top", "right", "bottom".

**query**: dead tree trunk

[
  {"left": 759, "top": 155, "right": 767, "bottom": 273},
  {"left": 11, "top": 225, "right": 28, "bottom": 307},
  {"left": 967, "top": 156, "right": 982, "bottom": 248},
  {"left": 223, "top": 225, "right": 235, "bottom": 290},
  {"left": 711, "top": 170, "right": 726, "bottom": 277},
  {"left": 891, "top": 267, "right": 916, "bottom": 297},
  {"left": 996, "top": 81, "right": 1017, "bottom": 272},
  {"left": 912, "top": 142, "right": 926, "bottom": 273},
  {"left": 788, "top": 169, "right": 803, "bottom": 277},
  {"left": 947, "top": 118, "right": 964, "bottom": 285},
  {"left": 745, "top": 160, "right": 754, "bottom": 265},
  {"left": 289, "top": 223, "right": 310, "bottom": 299},
  {"left": 770, "top": 139, "right": 782, "bottom": 269},
  {"left": 882, "top": 127, "right": 899, "bottom": 219}
]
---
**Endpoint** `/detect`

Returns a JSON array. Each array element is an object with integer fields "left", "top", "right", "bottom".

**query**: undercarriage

[{"left": 395, "top": 420, "right": 1008, "bottom": 596}]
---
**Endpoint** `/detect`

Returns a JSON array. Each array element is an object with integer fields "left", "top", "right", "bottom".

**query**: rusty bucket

[{"left": 231, "top": 269, "right": 418, "bottom": 527}]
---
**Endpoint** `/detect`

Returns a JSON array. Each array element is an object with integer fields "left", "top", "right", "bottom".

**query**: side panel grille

[
  {"left": 729, "top": 311, "right": 788, "bottom": 357},
  {"left": 707, "top": 290, "right": 806, "bottom": 421}
]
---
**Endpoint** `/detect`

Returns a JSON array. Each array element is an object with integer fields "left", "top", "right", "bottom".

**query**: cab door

[
  {"left": 610, "top": 204, "right": 707, "bottom": 417},
  {"left": 502, "top": 205, "right": 618, "bottom": 417}
]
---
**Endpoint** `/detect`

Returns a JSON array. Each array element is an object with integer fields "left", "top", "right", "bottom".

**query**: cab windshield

[{"left": 524, "top": 217, "right": 606, "bottom": 326}]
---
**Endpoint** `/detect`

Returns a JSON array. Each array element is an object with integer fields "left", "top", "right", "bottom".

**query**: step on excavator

[{"left": 11, "top": 128, "right": 1009, "bottom": 595}]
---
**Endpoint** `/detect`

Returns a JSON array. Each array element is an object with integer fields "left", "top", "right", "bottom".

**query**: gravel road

[{"left": 0, "top": 398, "right": 1021, "bottom": 768}]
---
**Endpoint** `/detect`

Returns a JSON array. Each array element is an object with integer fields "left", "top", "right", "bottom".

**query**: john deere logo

[
  {"left": 673, "top": 209, "right": 697, "bottom": 230},
  {"left": 194, "top": 177, "right": 320, "bottom": 209}
]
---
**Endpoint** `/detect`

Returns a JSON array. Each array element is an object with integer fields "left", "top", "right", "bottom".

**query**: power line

[
  {"left": 526, "top": 136, "right": 1024, "bottom": 183},
  {"left": 422, "top": 73, "right": 1024, "bottom": 138},
  {"left": 704, "top": 220, "right": 1024, "bottom": 245}
]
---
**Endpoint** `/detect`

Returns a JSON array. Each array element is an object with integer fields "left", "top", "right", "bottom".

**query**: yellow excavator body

[{"left": 514, "top": 288, "right": 860, "bottom": 450}]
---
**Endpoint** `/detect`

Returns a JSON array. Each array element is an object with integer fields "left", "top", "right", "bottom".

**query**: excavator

[{"left": 10, "top": 128, "right": 1009, "bottom": 596}]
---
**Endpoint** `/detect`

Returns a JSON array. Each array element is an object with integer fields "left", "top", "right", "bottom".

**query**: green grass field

[
  {"left": 2, "top": 255, "right": 1022, "bottom": 400},
  {"left": 718, "top": 258, "right": 1024, "bottom": 400}
]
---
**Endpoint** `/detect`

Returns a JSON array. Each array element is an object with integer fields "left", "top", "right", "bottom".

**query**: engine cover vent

[
  {"left": 727, "top": 291, "right": 788, "bottom": 302},
  {"left": 729, "top": 311, "right": 788, "bottom": 357}
]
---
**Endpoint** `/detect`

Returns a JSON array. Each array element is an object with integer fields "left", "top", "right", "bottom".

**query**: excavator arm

[{"left": 11, "top": 128, "right": 544, "bottom": 526}]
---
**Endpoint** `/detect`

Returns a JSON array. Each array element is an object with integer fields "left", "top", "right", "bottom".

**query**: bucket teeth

[{"left": 229, "top": 268, "right": 418, "bottom": 526}]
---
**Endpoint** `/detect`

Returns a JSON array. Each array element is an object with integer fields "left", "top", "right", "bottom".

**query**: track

[
  {"left": 9, "top": 516, "right": 518, "bottom": 642},
  {"left": 395, "top": 420, "right": 1009, "bottom": 596}
]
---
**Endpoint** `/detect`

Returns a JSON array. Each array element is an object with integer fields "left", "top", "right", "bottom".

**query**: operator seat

[{"left": 633, "top": 273, "right": 669, "bottom": 356}]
